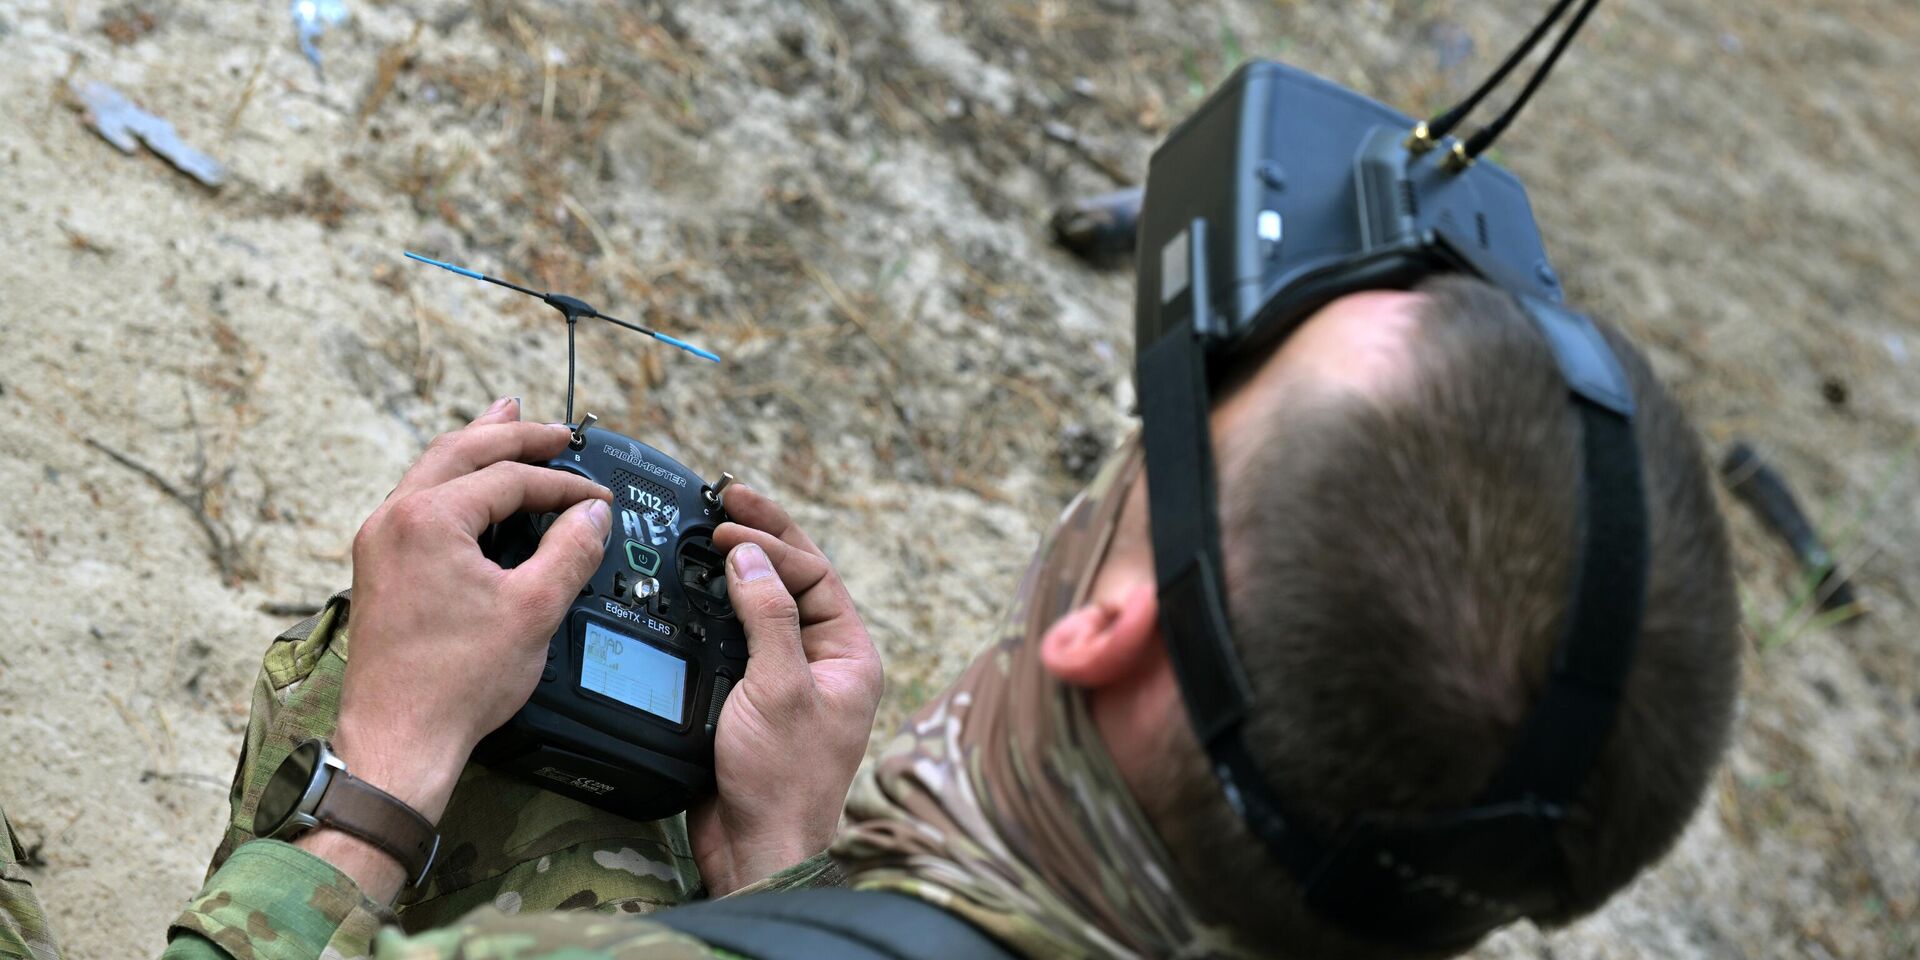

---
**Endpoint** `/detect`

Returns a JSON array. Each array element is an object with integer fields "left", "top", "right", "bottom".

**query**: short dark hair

[{"left": 1143, "top": 275, "right": 1741, "bottom": 956}]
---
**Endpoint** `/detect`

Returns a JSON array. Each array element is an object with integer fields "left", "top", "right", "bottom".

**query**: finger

[
  {"left": 379, "top": 398, "right": 524, "bottom": 503},
  {"left": 713, "top": 523, "right": 850, "bottom": 629},
  {"left": 392, "top": 421, "right": 577, "bottom": 500},
  {"left": 726, "top": 543, "right": 811, "bottom": 705},
  {"left": 427, "top": 461, "right": 613, "bottom": 538},
  {"left": 719, "top": 484, "right": 825, "bottom": 559},
  {"left": 469, "top": 395, "right": 523, "bottom": 428},
  {"left": 509, "top": 497, "right": 613, "bottom": 623}
]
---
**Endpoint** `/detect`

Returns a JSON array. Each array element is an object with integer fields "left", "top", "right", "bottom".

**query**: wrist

[
  {"left": 330, "top": 718, "right": 467, "bottom": 824},
  {"left": 710, "top": 827, "right": 828, "bottom": 896},
  {"left": 294, "top": 826, "right": 410, "bottom": 906}
]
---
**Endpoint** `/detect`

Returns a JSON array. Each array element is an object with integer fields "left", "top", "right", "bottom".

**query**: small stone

[
  {"left": 1057, "top": 422, "right": 1108, "bottom": 481},
  {"left": 1820, "top": 377, "right": 1848, "bottom": 408}
]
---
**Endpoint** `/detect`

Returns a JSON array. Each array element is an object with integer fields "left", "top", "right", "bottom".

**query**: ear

[{"left": 1040, "top": 581, "right": 1161, "bottom": 689}]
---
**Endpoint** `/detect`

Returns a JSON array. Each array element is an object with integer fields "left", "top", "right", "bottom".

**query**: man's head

[{"left": 1042, "top": 275, "right": 1740, "bottom": 956}]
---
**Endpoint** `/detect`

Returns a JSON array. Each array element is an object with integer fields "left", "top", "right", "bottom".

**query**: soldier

[
  {"left": 161, "top": 276, "right": 1738, "bottom": 959},
  {"left": 1, "top": 807, "right": 60, "bottom": 960}
]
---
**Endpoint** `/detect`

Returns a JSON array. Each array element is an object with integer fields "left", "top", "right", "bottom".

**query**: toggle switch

[
  {"left": 569, "top": 412, "right": 599, "bottom": 450},
  {"left": 704, "top": 471, "right": 737, "bottom": 509}
]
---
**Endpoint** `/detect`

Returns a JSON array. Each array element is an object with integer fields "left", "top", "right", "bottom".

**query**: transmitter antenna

[{"left": 403, "top": 252, "right": 720, "bottom": 424}]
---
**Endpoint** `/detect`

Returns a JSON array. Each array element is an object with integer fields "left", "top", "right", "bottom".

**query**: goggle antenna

[{"left": 1410, "top": 0, "right": 1604, "bottom": 165}]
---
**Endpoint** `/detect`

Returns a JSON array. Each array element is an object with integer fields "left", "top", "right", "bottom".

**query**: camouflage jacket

[
  {"left": 164, "top": 595, "right": 836, "bottom": 960},
  {"left": 0, "top": 806, "right": 59, "bottom": 960},
  {"left": 163, "top": 840, "right": 833, "bottom": 960}
]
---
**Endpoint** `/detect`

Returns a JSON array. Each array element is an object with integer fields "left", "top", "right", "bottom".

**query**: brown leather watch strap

[{"left": 312, "top": 768, "right": 440, "bottom": 887}]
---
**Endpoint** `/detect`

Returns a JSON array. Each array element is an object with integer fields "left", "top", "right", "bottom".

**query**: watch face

[{"left": 256, "top": 740, "right": 323, "bottom": 837}]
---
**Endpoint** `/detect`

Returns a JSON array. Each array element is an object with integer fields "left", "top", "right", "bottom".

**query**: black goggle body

[{"left": 1137, "top": 61, "right": 1567, "bottom": 362}]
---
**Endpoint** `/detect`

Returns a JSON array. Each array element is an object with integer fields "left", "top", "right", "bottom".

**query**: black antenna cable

[
  {"left": 1409, "top": 0, "right": 1580, "bottom": 151},
  {"left": 1449, "top": 0, "right": 1604, "bottom": 168}
]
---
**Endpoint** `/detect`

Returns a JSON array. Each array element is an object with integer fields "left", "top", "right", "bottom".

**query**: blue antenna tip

[
  {"left": 404, "top": 251, "right": 484, "bottom": 281},
  {"left": 653, "top": 331, "right": 722, "bottom": 364}
]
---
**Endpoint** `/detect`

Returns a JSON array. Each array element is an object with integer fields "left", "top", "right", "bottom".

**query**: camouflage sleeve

[
  {"left": 155, "top": 837, "right": 825, "bottom": 956},
  {"left": 165, "top": 839, "right": 739, "bottom": 960},
  {"left": 718, "top": 851, "right": 845, "bottom": 899},
  {"left": 0, "top": 807, "right": 60, "bottom": 960},
  {"left": 212, "top": 596, "right": 703, "bottom": 932},
  {"left": 367, "top": 909, "right": 722, "bottom": 959},
  {"left": 164, "top": 839, "right": 393, "bottom": 960}
]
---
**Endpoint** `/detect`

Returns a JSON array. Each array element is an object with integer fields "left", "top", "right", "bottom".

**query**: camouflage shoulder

[
  {"left": 381, "top": 907, "right": 725, "bottom": 960},
  {"left": 207, "top": 594, "right": 353, "bottom": 876},
  {"left": 1, "top": 807, "right": 60, "bottom": 960}
]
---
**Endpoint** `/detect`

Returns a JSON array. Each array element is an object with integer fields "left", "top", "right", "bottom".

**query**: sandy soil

[{"left": 0, "top": 0, "right": 1914, "bottom": 956}]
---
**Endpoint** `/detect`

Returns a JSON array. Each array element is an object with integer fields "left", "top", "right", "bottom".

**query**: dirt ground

[{"left": 0, "top": 0, "right": 1914, "bottom": 956}]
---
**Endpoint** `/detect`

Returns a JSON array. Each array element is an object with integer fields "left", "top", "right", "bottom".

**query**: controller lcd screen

[{"left": 580, "top": 621, "right": 687, "bottom": 724}]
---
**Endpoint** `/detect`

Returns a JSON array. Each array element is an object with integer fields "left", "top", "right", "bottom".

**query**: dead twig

[
  {"left": 56, "top": 220, "right": 114, "bottom": 256},
  {"left": 356, "top": 23, "right": 424, "bottom": 130},
  {"left": 560, "top": 191, "right": 622, "bottom": 268},
  {"left": 412, "top": 295, "right": 441, "bottom": 399},
  {"left": 802, "top": 260, "right": 901, "bottom": 373},
  {"left": 140, "top": 769, "right": 230, "bottom": 790},
  {"left": 225, "top": 44, "right": 271, "bottom": 134},
  {"left": 83, "top": 437, "right": 243, "bottom": 582},
  {"left": 805, "top": 0, "right": 862, "bottom": 113},
  {"left": 801, "top": 261, "right": 950, "bottom": 481},
  {"left": 1040, "top": 120, "right": 1135, "bottom": 185}
]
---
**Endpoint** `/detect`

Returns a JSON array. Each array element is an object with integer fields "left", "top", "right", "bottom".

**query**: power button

[{"left": 624, "top": 540, "right": 662, "bottom": 576}]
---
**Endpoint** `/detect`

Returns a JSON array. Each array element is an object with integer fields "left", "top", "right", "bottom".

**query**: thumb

[
  {"left": 727, "top": 542, "right": 809, "bottom": 707},
  {"left": 511, "top": 498, "right": 612, "bottom": 625}
]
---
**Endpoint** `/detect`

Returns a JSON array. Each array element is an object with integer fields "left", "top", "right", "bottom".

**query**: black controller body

[{"left": 475, "top": 424, "right": 745, "bottom": 820}]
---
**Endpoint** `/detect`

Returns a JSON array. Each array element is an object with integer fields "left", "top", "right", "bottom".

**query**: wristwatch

[{"left": 254, "top": 739, "right": 441, "bottom": 888}]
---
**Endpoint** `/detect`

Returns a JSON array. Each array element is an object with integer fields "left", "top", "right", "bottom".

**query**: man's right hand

[{"left": 332, "top": 397, "right": 613, "bottom": 827}]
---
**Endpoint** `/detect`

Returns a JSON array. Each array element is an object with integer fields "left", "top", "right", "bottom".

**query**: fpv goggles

[{"left": 1133, "top": 0, "right": 1646, "bottom": 948}]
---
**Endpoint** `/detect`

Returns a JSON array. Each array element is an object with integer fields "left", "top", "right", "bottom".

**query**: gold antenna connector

[{"left": 1404, "top": 121, "right": 1438, "bottom": 154}]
